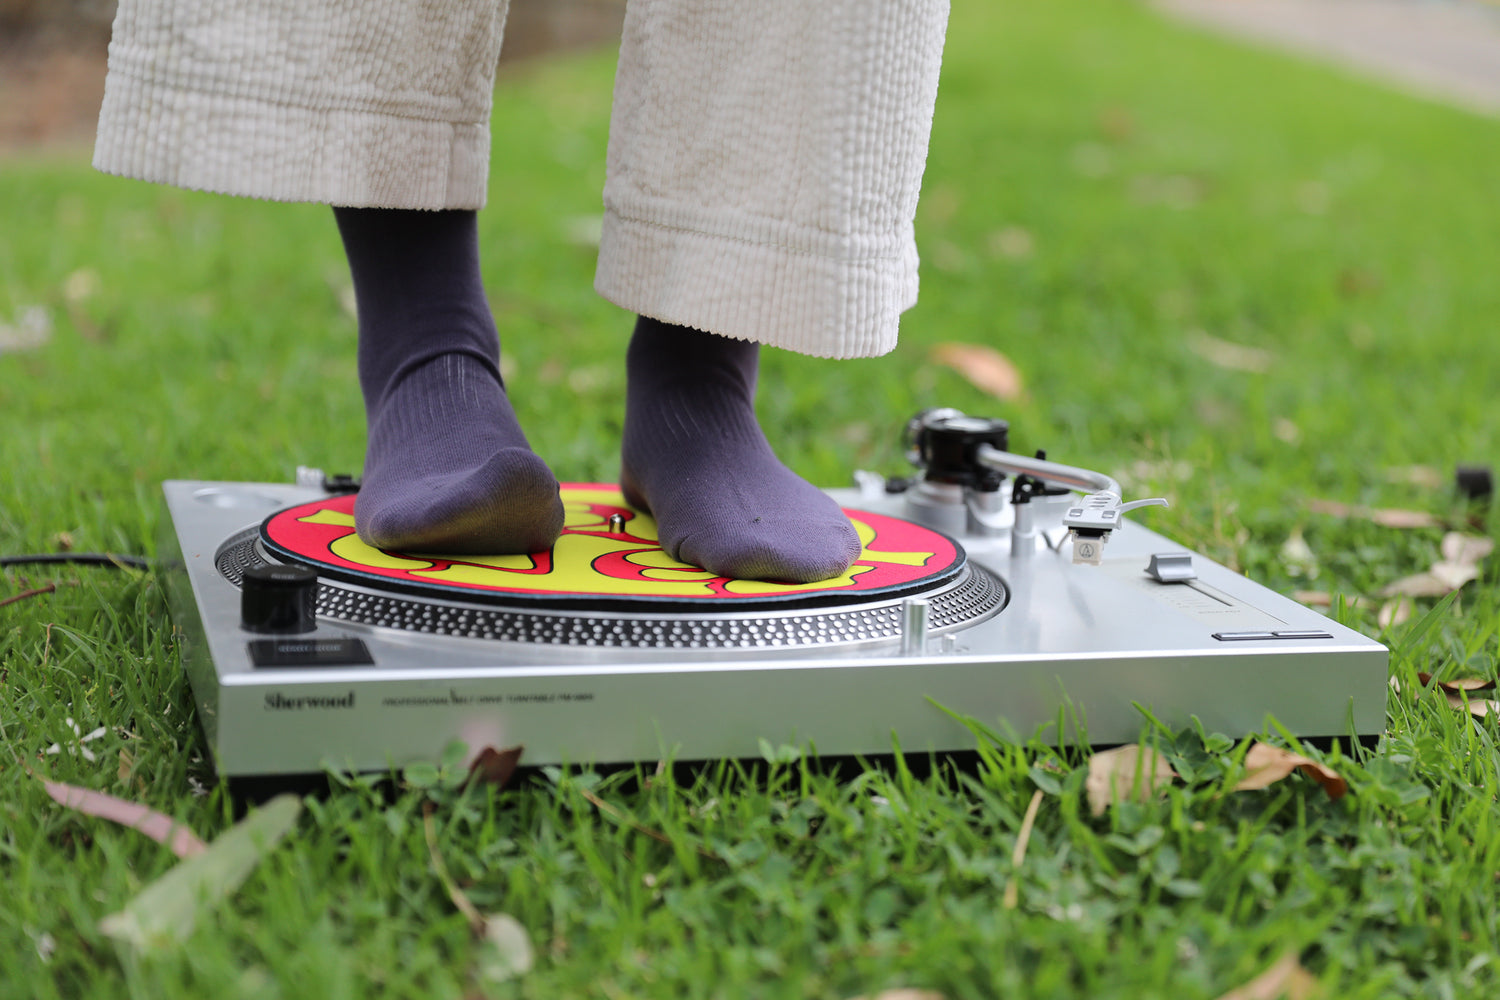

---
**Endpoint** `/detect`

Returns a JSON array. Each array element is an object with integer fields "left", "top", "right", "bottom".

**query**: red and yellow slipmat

[{"left": 262, "top": 484, "right": 957, "bottom": 601}]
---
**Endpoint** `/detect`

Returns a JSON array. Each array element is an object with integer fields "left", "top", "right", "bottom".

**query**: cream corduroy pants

[{"left": 94, "top": 0, "right": 949, "bottom": 358}]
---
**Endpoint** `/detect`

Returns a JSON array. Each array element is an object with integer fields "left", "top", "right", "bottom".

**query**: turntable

[{"left": 159, "top": 411, "right": 1387, "bottom": 781}]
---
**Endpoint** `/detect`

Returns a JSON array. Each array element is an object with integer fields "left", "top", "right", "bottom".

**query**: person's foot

[
  {"left": 335, "top": 207, "right": 563, "bottom": 554},
  {"left": 620, "top": 316, "right": 861, "bottom": 582},
  {"left": 356, "top": 353, "right": 564, "bottom": 553}
]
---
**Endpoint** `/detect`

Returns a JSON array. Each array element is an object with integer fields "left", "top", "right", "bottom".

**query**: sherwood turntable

[{"left": 159, "top": 410, "right": 1388, "bottom": 781}]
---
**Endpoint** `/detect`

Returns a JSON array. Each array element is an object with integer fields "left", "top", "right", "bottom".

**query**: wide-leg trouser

[{"left": 94, "top": 0, "right": 949, "bottom": 358}]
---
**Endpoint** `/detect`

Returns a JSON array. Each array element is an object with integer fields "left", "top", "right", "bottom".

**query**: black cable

[{"left": 1, "top": 553, "right": 152, "bottom": 570}]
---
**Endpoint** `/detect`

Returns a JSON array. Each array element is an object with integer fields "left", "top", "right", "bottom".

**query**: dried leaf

[
  {"left": 1441, "top": 532, "right": 1494, "bottom": 566},
  {"left": 62, "top": 268, "right": 101, "bottom": 304},
  {"left": 1086, "top": 744, "right": 1177, "bottom": 817},
  {"left": 1378, "top": 597, "right": 1415, "bottom": 628},
  {"left": 40, "top": 778, "right": 206, "bottom": 858},
  {"left": 1429, "top": 561, "right": 1481, "bottom": 590},
  {"left": 99, "top": 795, "right": 301, "bottom": 951},
  {"left": 1003, "top": 789, "right": 1044, "bottom": 909},
  {"left": 987, "top": 225, "right": 1034, "bottom": 259},
  {"left": 1417, "top": 672, "right": 1495, "bottom": 693},
  {"left": 930, "top": 342, "right": 1027, "bottom": 401},
  {"left": 1215, "top": 951, "right": 1321, "bottom": 1000},
  {"left": 1187, "top": 331, "right": 1273, "bottom": 373},
  {"left": 1233, "top": 743, "right": 1347, "bottom": 800},
  {"left": 1416, "top": 673, "right": 1500, "bottom": 719},
  {"left": 1306, "top": 499, "right": 1441, "bottom": 529},
  {"left": 0, "top": 305, "right": 53, "bottom": 353},
  {"left": 1279, "top": 529, "right": 1318, "bottom": 576},
  {"left": 1384, "top": 465, "right": 1445, "bottom": 489},
  {"left": 1292, "top": 591, "right": 1365, "bottom": 611},
  {"left": 1369, "top": 508, "right": 1443, "bottom": 529},
  {"left": 468, "top": 745, "right": 524, "bottom": 788},
  {"left": 476, "top": 913, "right": 535, "bottom": 985},
  {"left": 1380, "top": 571, "right": 1463, "bottom": 599}
]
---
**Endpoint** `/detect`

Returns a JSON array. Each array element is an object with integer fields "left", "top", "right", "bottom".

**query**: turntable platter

[{"left": 216, "top": 484, "right": 1007, "bottom": 648}]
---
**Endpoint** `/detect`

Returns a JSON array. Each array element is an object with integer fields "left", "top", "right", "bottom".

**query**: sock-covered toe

[
  {"left": 357, "top": 446, "right": 564, "bottom": 554},
  {"left": 621, "top": 316, "right": 861, "bottom": 584}
]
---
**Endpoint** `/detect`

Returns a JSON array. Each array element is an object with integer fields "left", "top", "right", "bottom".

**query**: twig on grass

[
  {"left": 0, "top": 583, "right": 56, "bottom": 608},
  {"left": 423, "top": 800, "right": 485, "bottom": 934},
  {"left": 422, "top": 801, "right": 535, "bottom": 985},
  {"left": 1003, "top": 789, "right": 1044, "bottom": 910}
]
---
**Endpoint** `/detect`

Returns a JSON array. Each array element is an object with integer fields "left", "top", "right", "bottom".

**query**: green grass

[{"left": 4, "top": 0, "right": 1500, "bottom": 995}]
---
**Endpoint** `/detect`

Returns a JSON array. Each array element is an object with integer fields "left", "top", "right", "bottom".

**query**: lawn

[{"left": 4, "top": 0, "right": 1500, "bottom": 996}]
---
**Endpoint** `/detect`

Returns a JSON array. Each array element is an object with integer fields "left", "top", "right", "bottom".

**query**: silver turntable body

[{"left": 159, "top": 414, "right": 1388, "bottom": 780}]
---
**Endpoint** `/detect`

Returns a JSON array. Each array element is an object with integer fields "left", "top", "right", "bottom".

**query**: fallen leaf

[
  {"left": 1380, "top": 570, "right": 1467, "bottom": 599},
  {"left": 987, "top": 225, "right": 1034, "bottom": 259},
  {"left": 468, "top": 745, "right": 524, "bottom": 788},
  {"left": 1441, "top": 532, "right": 1494, "bottom": 566},
  {"left": 930, "top": 342, "right": 1026, "bottom": 401},
  {"left": 1371, "top": 509, "right": 1441, "bottom": 529},
  {"left": 40, "top": 778, "right": 206, "bottom": 858},
  {"left": 1415, "top": 673, "right": 1500, "bottom": 719},
  {"left": 99, "top": 795, "right": 301, "bottom": 952},
  {"left": 1306, "top": 499, "right": 1441, "bottom": 529},
  {"left": 118, "top": 748, "right": 136, "bottom": 784},
  {"left": 62, "top": 268, "right": 100, "bottom": 305},
  {"left": 1292, "top": 591, "right": 1364, "bottom": 610},
  {"left": 1086, "top": 744, "right": 1177, "bottom": 817},
  {"left": 1378, "top": 597, "right": 1415, "bottom": 628},
  {"left": 0, "top": 305, "right": 52, "bottom": 353},
  {"left": 1279, "top": 528, "right": 1318, "bottom": 577},
  {"left": 1233, "top": 743, "right": 1347, "bottom": 800},
  {"left": 476, "top": 913, "right": 535, "bottom": 985},
  {"left": 1187, "top": 331, "right": 1273, "bottom": 373},
  {"left": 1215, "top": 951, "right": 1321, "bottom": 1000},
  {"left": 1384, "top": 465, "right": 1445, "bottom": 489},
  {"left": 1417, "top": 672, "right": 1495, "bottom": 693}
]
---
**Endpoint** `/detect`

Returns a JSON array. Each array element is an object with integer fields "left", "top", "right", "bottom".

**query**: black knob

[
  {"left": 240, "top": 564, "right": 318, "bottom": 634},
  {"left": 918, "top": 414, "right": 1010, "bottom": 490}
]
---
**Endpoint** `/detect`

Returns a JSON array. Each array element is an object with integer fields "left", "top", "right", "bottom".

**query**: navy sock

[
  {"left": 335, "top": 207, "right": 563, "bottom": 554},
  {"left": 620, "top": 317, "right": 862, "bottom": 582}
]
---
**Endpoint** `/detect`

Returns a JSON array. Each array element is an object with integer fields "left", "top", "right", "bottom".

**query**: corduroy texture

[
  {"left": 595, "top": 0, "right": 950, "bottom": 358},
  {"left": 94, "top": 0, "right": 507, "bottom": 209},
  {"left": 94, "top": 0, "right": 950, "bottom": 357}
]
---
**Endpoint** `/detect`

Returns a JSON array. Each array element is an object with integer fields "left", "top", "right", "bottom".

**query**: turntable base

[{"left": 160, "top": 475, "right": 1387, "bottom": 781}]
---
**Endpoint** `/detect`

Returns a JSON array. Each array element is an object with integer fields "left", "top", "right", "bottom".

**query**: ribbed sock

[
  {"left": 335, "top": 207, "right": 563, "bottom": 554},
  {"left": 620, "top": 316, "right": 861, "bottom": 582}
]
